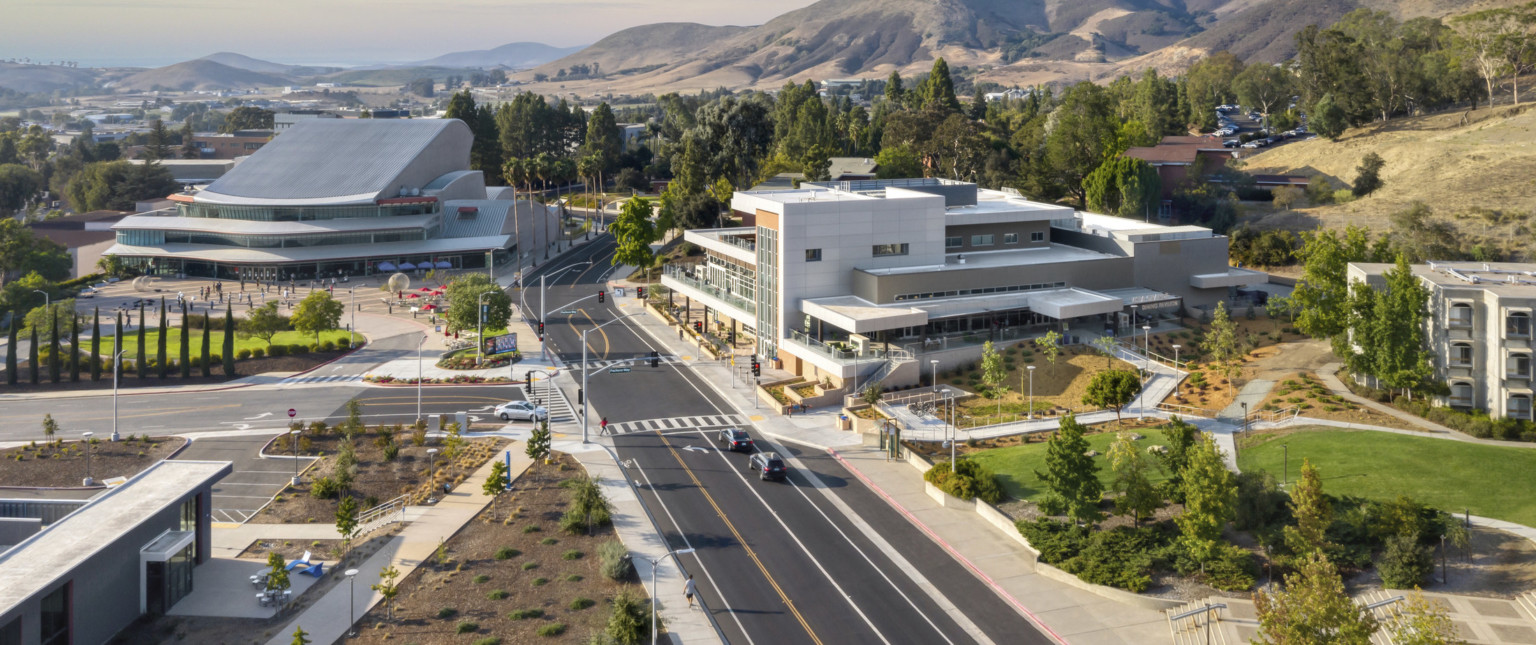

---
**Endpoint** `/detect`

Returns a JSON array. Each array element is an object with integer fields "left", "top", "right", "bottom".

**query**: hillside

[
  {"left": 115, "top": 60, "right": 292, "bottom": 91},
  {"left": 1238, "top": 105, "right": 1536, "bottom": 256},
  {"left": 414, "top": 42, "right": 584, "bottom": 69},
  {"left": 516, "top": 0, "right": 1526, "bottom": 93},
  {"left": 196, "top": 52, "right": 340, "bottom": 77},
  {"left": 0, "top": 62, "right": 100, "bottom": 93},
  {"left": 313, "top": 66, "right": 471, "bottom": 87}
]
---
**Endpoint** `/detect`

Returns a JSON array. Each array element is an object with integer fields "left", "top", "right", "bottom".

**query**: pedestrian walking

[
  {"left": 683, "top": 575, "right": 697, "bottom": 609},
  {"left": 600, "top": 417, "right": 608, "bottom": 433}
]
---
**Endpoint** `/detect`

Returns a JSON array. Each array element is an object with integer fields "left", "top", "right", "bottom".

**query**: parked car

[
  {"left": 748, "top": 451, "right": 787, "bottom": 481},
  {"left": 1240, "top": 141, "right": 1262, "bottom": 149},
  {"left": 1265, "top": 136, "right": 1283, "bottom": 145},
  {"left": 719, "top": 428, "right": 755, "bottom": 452},
  {"left": 495, "top": 400, "right": 548, "bottom": 422},
  {"left": 1223, "top": 139, "right": 1241, "bottom": 148}
]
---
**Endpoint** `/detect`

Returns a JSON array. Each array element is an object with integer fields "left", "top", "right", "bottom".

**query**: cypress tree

[
  {"left": 68, "top": 311, "right": 79, "bottom": 382},
  {"left": 200, "top": 313, "right": 211, "bottom": 378},
  {"left": 179, "top": 303, "right": 190, "bottom": 378},
  {"left": 29, "top": 326, "right": 39, "bottom": 384},
  {"left": 157, "top": 298, "right": 168, "bottom": 379},
  {"left": 114, "top": 312, "right": 123, "bottom": 380},
  {"left": 48, "top": 311, "right": 59, "bottom": 383},
  {"left": 136, "top": 305, "right": 146, "bottom": 380},
  {"left": 90, "top": 308, "right": 101, "bottom": 382},
  {"left": 222, "top": 303, "right": 236, "bottom": 376},
  {"left": 5, "top": 309, "right": 16, "bottom": 386}
]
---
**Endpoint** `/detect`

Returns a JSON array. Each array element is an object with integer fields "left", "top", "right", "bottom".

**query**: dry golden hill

[{"left": 1238, "top": 104, "right": 1536, "bottom": 237}]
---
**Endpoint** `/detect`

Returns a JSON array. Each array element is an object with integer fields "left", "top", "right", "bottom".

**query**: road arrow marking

[
  {"left": 244, "top": 412, "right": 274, "bottom": 420},
  {"left": 682, "top": 445, "right": 707, "bottom": 454}
]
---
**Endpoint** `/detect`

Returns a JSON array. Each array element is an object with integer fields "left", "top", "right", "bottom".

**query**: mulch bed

[
  {"left": 238, "top": 538, "right": 349, "bottom": 564},
  {"left": 252, "top": 429, "right": 504, "bottom": 525},
  {"left": 0, "top": 435, "right": 183, "bottom": 488},
  {"left": 0, "top": 351, "right": 354, "bottom": 393},
  {"left": 349, "top": 452, "right": 648, "bottom": 644}
]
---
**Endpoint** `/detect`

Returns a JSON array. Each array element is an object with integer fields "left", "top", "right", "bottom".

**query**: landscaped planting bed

[{"left": 0, "top": 434, "right": 182, "bottom": 487}]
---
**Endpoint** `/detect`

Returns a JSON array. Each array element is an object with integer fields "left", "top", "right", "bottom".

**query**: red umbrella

[
  {"left": 408, "top": 293, "right": 421, "bottom": 299},
  {"left": 421, "top": 304, "right": 436, "bottom": 311},
  {"left": 419, "top": 287, "right": 433, "bottom": 292}
]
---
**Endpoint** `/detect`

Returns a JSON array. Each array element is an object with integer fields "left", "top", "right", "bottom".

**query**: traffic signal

[
  {"left": 524, "top": 371, "right": 533, "bottom": 394},
  {"left": 636, "top": 286, "right": 645, "bottom": 299},
  {"left": 693, "top": 321, "right": 703, "bottom": 334},
  {"left": 649, "top": 351, "right": 660, "bottom": 368},
  {"left": 537, "top": 320, "right": 544, "bottom": 338},
  {"left": 597, "top": 290, "right": 605, "bottom": 303},
  {"left": 751, "top": 354, "right": 761, "bottom": 377}
]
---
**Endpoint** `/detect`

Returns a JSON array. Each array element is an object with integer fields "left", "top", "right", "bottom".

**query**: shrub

[
  {"left": 566, "top": 574, "right": 583, "bottom": 582},
  {"left": 236, "top": 348, "right": 251, "bottom": 360},
  {"left": 309, "top": 476, "right": 341, "bottom": 499},
  {"left": 472, "top": 639, "right": 502, "bottom": 645},
  {"left": 531, "top": 577, "right": 548, "bottom": 586},
  {"left": 455, "top": 621, "right": 479, "bottom": 634},
  {"left": 472, "top": 574, "right": 489, "bottom": 584},
  {"left": 535, "top": 623, "right": 566, "bottom": 637},
  {"left": 598, "top": 540, "right": 634, "bottom": 581},
  {"left": 486, "top": 589, "right": 508, "bottom": 600},
  {"left": 923, "top": 459, "right": 1005, "bottom": 504},
  {"left": 1017, "top": 519, "right": 1184, "bottom": 592},
  {"left": 1195, "top": 543, "right": 1258, "bottom": 592},
  {"left": 436, "top": 607, "right": 457, "bottom": 619},
  {"left": 292, "top": 344, "right": 310, "bottom": 355},
  {"left": 569, "top": 597, "right": 596, "bottom": 610},
  {"left": 523, "top": 525, "right": 541, "bottom": 533},
  {"left": 541, "top": 537, "right": 558, "bottom": 545},
  {"left": 494, "top": 547, "right": 519, "bottom": 560},
  {"left": 508, "top": 608, "right": 543, "bottom": 620},
  {"left": 320, "top": 340, "right": 336, "bottom": 351},
  {"left": 1378, "top": 534, "right": 1434, "bottom": 589},
  {"left": 250, "top": 347, "right": 265, "bottom": 359},
  {"left": 268, "top": 344, "right": 288, "bottom": 357},
  {"left": 562, "top": 550, "right": 583, "bottom": 560}
]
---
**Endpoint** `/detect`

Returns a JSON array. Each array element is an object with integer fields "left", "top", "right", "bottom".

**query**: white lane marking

[
  {"left": 630, "top": 460, "right": 755, "bottom": 645},
  {"left": 244, "top": 412, "right": 273, "bottom": 420},
  {"left": 681, "top": 445, "right": 707, "bottom": 453}
]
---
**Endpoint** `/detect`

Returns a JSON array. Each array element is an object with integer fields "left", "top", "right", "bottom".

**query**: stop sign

[{"left": 288, "top": 409, "right": 296, "bottom": 418}]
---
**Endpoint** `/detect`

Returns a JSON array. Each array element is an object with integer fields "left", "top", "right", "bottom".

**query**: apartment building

[
  {"left": 1349, "top": 261, "right": 1536, "bottom": 419},
  {"left": 661, "top": 178, "right": 1265, "bottom": 388}
]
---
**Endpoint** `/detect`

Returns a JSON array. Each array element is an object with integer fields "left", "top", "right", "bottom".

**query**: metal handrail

[{"left": 358, "top": 494, "right": 408, "bottom": 527}]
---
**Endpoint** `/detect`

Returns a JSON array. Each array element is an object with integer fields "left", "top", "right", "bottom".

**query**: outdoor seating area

[{"left": 167, "top": 557, "right": 323, "bottom": 619}]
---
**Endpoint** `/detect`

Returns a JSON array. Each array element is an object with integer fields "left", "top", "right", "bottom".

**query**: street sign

[
  {"left": 482, "top": 333, "right": 518, "bottom": 356},
  {"left": 609, "top": 367, "right": 631, "bottom": 374},
  {"left": 560, "top": 309, "right": 576, "bottom": 315},
  {"left": 287, "top": 409, "right": 296, "bottom": 418}
]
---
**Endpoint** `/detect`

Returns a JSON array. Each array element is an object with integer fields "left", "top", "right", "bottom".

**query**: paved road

[
  {"left": 175, "top": 435, "right": 313, "bottom": 523},
  {"left": 527, "top": 241, "right": 1055, "bottom": 644}
]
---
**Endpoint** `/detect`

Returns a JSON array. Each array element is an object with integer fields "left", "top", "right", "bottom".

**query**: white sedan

[{"left": 495, "top": 401, "right": 549, "bottom": 422}]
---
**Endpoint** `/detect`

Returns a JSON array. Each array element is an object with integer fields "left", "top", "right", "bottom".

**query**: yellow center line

[
  {"left": 655, "top": 431, "right": 824, "bottom": 645},
  {"left": 65, "top": 403, "right": 242, "bottom": 422},
  {"left": 354, "top": 396, "right": 507, "bottom": 403},
  {"left": 578, "top": 308, "right": 611, "bottom": 360}
]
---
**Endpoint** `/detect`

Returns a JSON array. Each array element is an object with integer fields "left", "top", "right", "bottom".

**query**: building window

[
  {"left": 1511, "top": 395, "right": 1532, "bottom": 419},
  {"left": 181, "top": 497, "right": 196, "bottom": 532},
  {"left": 1450, "top": 343, "right": 1473, "bottom": 367},
  {"left": 1449, "top": 303, "right": 1473, "bottom": 328},
  {"left": 1509, "top": 311, "right": 1531, "bottom": 338},
  {"left": 39, "top": 583, "right": 68, "bottom": 645},
  {"left": 805, "top": 248, "right": 821, "bottom": 262},
  {"left": 872, "top": 243, "right": 908, "bottom": 257},
  {"left": 1509, "top": 353, "right": 1531, "bottom": 379},
  {"left": 1450, "top": 382, "right": 1474, "bottom": 407},
  {"left": 971, "top": 234, "right": 994, "bottom": 246},
  {"left": 945, "top": 236, "right": 962, "bottom": 249},
  {"left": 0, "top": 616, "right": 19, "bottom": 645},
  {"left": 1003, "top": 233, "right": 1018, "bottom": 244},
  {"left": 1031, "top": 231, "right": 1045, "bottom": 242}
]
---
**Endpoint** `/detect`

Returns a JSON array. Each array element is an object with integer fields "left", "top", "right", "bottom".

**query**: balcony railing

[
  {"left": 1449, "top": 396, "right": 1474, "bottom": 408},
  {"left": 662, "top": 264, "right": 755, "bottom": 315},
  {"left": 720, "top": 234, "right": 756, "bottom": 252},
  {"left": 1447, "top": 316, "right": 1473, "bottom": 329},
  {"left": 784, "top": 329, "right": 906, "bottom": 365}
]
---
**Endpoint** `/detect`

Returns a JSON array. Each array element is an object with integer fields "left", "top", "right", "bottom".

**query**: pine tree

[
  {"left": 1284, "top": 459, "right": 1332, "bottom": 556},
  {"left": 114, "top": 312, "right": 124, "bottom": 380},
  {"left": 179, "top": 303, "right": 190, "bottom": 379},
  {"left": 1108, "top": 431, "right": 1159, "bottom": 526},
  {"left": 921, "top": 58, "right": 962, "bottom": 113},
  {"left": 885, "top": 70, "right": 906, "bottom": 106},
  {"left": 89, "top": 307, "right": 100, "bottom": 381},
  {"left": 1254, "top": 552, "right": 1379, "bottom": 644},
  {"left": 1176, "top": 435, "right": 1237, "bottom": 564},
  {"left": 526, "top": 419, "right": 551, "bottom": 463},
  {"left": 1035, "top": 414, "right": 1102, "bottom": 523},
  {"left": 157, "top": 298, "right": 168, "bottom": 379},
  {"left": 68, "top": 311, "right": 79, "bottom": 381},
  {"left": 6, "top": 308, "right": 17, "bottom": 385},
  {"left": 222, "top": 303, "right": 236, "bottom": 377},
  {"left": 200, "top": 313, "right": 211, "bottom": 377}
]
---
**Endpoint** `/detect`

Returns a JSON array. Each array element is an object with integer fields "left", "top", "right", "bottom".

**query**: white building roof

[
  {"left": 103, "top": 234, "right": 510, "bottom": 264},
  {"left": 860, "top": 244, "right": 1118, "bottom": 276},
  {"left": 112, "top": 214, "right": 438, "bottom": 235}
]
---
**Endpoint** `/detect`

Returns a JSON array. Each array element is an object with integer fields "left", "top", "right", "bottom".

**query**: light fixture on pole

[
  {"left": 32, "top": 289, "right": 48, "bottom": 309},
  {"left": 111, "top": 349, "right": 127, "bottom": 442},
  {"left": 646, "top": 547, "right": 696, "bottom": 645},
  {"left": 930, "top": 359, "right": 939, "bottom": 392},
  {"left": 426, "top": 448, "right": 440, "bottom": 503},
  {"left": 417, "top": 333, "right": 426, "bottom": 423},
  {"left": 1171, "top": 344, "right": 1182, "bottom": 400},
  {"left": 581, "top": 313, "right": 640, "bottom": 444},
  {"left": 1027, "top": 365, "right": 1036, "bottom": 420},
  {"left": 289, "top": 429, "right": 301, "bottom": 486},
  {"left": 81, "top": 431, "right": 94, "bottom": 486},
  {"left": 345, "top": 568, "right": 360, "bottom": 637}
]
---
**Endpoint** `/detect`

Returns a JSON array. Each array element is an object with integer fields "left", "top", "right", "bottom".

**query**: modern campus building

[
  {"left": 104, "top": 118, "right": 553, "bottom": 281},
  {"left": 1349, "top": 261, "right": 1536, "bottom": 419},
  {"left": 0, "top": 460, "right": 228, "bottom": 645},
  {"left": 661, "top": 178, "right": 1265, "bottom": 387}
]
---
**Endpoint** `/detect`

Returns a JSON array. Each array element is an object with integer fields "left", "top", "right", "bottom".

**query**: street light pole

[
  {"left": 32, "top": 290, "right": 48, "bottom": 309},
  {"left": 581, "top": 313, "right": 640, "bottom": 444},
  {"left": 81, "top": 432, "right": 93, "bottom": 486},
  {"left": 648, "top": 547, "right": 696, "bottom": 645},
  {"left": 930, "top": 359, "right": 939, "bottom": 392},
  {"left": 345, "top": 568, "right": 360, "bottom": 637},
  {"left": 112, "top": 349, "right": 127, "bottom": 442},
  {"left": 349, "top": 287, "right": 356, "bottom": 347},
  {"left": 1172, "top": 344, "right": 1182, "bottom": 401},
  {"left": 417, "top": 334, "right": 426, "bottom": 423},
  {"left": 427, "top": 448, "right": 439, "bottom": 503},
  {"left": 290, "top": 429, "right": 301, "bottom": 486},
  {"left": 1027, "top": 365, "right": 1036, "bottom": 420}
]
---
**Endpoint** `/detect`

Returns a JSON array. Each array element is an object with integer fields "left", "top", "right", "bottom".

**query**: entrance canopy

[{"left": 800, "top": 296, "right": 928, "bottom": 334}]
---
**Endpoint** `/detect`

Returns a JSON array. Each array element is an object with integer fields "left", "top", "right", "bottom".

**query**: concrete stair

[
  {"left": 1166, "top": 600, "right": 1230, "bottom": 645},
  {"left": 1517, "top": 591, "right": 1536, "bottom": 623}
]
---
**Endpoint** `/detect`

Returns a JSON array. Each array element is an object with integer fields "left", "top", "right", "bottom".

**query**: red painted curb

[{"left": 827, "top": 447, "right": 1070, "bottom": 645}]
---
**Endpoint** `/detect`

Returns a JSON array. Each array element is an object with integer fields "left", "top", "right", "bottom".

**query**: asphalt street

[{"left": 526, "top": 239, "right": 1055, "bottom": 644}]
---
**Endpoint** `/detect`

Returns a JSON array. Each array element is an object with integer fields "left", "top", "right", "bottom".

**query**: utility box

[
  {"left": 429, "top": 414, "right": 442, "bottom": 432},
  {"left": 455, "top": 411, "right": 468, "bottom": 430}
]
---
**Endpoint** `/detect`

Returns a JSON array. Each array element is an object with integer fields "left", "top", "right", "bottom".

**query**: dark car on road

[
  {"left": 749, "top": 451, "right": 787, "bottom": 481},
  {"left": 719, "top": 428, "right": 754, "bottom": 452}
]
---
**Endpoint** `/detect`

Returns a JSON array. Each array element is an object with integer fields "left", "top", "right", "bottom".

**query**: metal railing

[
  {"left": 720, "top": 234, "right": 756, "bottom": 252},
  {"left": 356, "top": 494, "right": 408, "bottom": 535},
  {"left": 785, "top": 330, "right": 905, "bottom": 364},
  {"left": 661, "top": 265, "right": 755, "bottom": 315}
]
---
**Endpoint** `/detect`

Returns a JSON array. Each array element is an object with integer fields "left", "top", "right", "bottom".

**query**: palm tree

[
  {"left": 533, "top": 152, "right": 554, "bottom": 259},
  {"left": 577, "top": 155, "right": 599, "bottom": 240},
  {"left": 503, "top": 158, "right": 528, "bottom": 277}
]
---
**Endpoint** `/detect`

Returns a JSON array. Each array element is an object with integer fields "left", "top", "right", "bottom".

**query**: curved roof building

[{"left": 104, "top": 118, "right": 545, "bottom": 281}]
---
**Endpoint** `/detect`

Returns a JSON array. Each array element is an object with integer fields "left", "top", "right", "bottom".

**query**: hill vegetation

[{"left": 115, "top": 59, "right": 292, "bottom": 91}]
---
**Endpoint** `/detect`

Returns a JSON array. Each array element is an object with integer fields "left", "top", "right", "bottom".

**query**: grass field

[
  {"left": 968, "top": 427, "right": 1176, "bottom": 501},
  {"left": 96, "top": 328, "right": 363, "bottom": 357},
  {"left": 1237, "top": 427, "right": 1536, "bottom": 526}
]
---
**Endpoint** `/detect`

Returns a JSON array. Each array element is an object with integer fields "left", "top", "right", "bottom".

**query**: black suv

[
  {"left": 719, "top": 428, "right": 754, "bottom": 452},
  {"left": 748, "top": 452, "right": 787, "bottom": 481}
]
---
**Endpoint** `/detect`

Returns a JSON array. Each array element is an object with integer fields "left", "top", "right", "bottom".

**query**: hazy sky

[{"left": 3, "top": 0, "right": 816, "bottom": 68}]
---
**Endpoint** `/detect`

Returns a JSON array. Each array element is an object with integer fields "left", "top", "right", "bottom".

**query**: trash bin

[{"left": 837, "top": 414, "right": 851, "bottom": 431}]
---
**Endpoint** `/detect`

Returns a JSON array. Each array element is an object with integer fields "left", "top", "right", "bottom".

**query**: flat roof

[
  {"left": 0, "top": 460, "right": 230, "bottom": 614},
  {"left": 737, "top": 187, "right": 878, "bottom": 204},
  {"left": 113, "top": 214, "right": 438, "bottom": 235},
  {"left": 1354, "top": 261, "right": 1536, "bottom": 296},
  {"left": 910, "top": 287, "right": 1125, "bottom": 320},
  {"left": 860, "top": 244, "right": 1118, "bottom": 276},
  {"left": 104, "top": 234, "right": 510, "bottom": 264}
]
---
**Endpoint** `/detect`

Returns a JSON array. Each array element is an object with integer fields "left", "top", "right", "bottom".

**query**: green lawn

[
  {"left": 95, "top": 328, "right": 363, "bottom": 357},
  {"left": 968, "top": 428, "right": 1176, "bottom": 501},
  {"left": 1237, "top": 427, "right": 1536, "bottom": 527}
]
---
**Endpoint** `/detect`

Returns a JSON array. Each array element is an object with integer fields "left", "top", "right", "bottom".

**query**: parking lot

[{"left": 173, "top": 434, "right": 312, "bottom": 524}]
